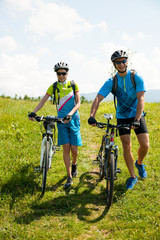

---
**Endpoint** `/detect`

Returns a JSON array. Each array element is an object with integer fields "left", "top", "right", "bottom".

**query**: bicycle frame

[
  {"left": 97, "top": 116, "right": 118, "bottom": 179},
  {"left": 33, "top": 115, "right": 63, "bottom": 195},
  {"left": 95, "top": 113, "right": 130, "bottom": 209}
]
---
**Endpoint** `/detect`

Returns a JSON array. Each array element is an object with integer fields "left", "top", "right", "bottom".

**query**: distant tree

[
  {"left": 23, "top": 95, "right": 30, "bottom": 100},
  {"left": 80, "top": 96, "right": 89, "bottom": 104}
]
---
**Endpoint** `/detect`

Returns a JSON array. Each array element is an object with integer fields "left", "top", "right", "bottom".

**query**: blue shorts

[{"left": 57, "top": 114, "right": 82, "bottom": 146}]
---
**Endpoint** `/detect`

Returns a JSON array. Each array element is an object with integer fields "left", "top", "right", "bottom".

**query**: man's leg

[
  {"left": 134, "top": 133, "right": 149, "bottom": 178},
  {"left": 136, "top": 133, "right": 149, "bottom": 165},
  {"left": 120, "top": 134, "right": 136, "bottom": 178}
]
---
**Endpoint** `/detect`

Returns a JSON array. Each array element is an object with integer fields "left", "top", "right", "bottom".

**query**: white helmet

[{"left": 54, "top": 62, "right": 69, "bottom": 72}]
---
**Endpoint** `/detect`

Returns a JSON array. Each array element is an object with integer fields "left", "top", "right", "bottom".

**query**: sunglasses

[
  {"left": 115, "top": 59, "right": 127, "bottom": 65},
  {"left": 57, "top": 72, "right": 67, "bottom": 76}
]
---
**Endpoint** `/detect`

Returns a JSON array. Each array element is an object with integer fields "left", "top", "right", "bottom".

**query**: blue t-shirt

[{"left": 98, "top": 70, "right": 146, "bottom": 119}]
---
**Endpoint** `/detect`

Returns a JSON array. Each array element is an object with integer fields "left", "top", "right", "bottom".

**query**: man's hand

[
  {"left": 88, "top": 116, "right": 97, "bottom": 126},
  {"left": 131, "top": 119, "right": 140, "bottom": 129}
]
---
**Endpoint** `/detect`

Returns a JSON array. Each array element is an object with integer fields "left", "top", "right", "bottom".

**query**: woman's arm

[
  {"left": 68, "top": 91, "right": 81, "bottom": 116},
  {"left": 29, "top": 93, "right": 50, "bottom": 120}
]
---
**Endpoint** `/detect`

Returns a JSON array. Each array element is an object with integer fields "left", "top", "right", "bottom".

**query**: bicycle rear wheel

[
  {"left": 105, "top": 152, "right": 115, "bottom": 209},
  {"left": 42, "top": 140, "right": 49, "bottom": 195}
]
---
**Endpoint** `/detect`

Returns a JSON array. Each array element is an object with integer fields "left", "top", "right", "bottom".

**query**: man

[
  {"left": 29, "top": 62, "right": 82, "bottom": 188},
  {"left": 88, "top": 50, "right": 149, "bottom": 190}
]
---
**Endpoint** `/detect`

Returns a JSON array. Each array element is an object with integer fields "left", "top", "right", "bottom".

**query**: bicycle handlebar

[
  {"left": 35, "top": 115, "right": 64, "bottom": 123},
  {"left": 96, "top": 122, "right": 131, "bottom": 130}
]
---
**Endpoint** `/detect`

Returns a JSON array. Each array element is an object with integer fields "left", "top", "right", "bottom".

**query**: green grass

[{"left": 0, "top": 97, "right": 159, "bottom": 240}]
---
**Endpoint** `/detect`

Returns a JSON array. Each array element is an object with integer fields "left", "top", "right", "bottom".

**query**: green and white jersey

[{"left": 46, "top": 80, "right": 79, "bottom": 118}]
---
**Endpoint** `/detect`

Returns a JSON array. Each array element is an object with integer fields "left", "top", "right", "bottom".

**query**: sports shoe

[
  {"left": 71, "top": 164, "right": 78, "bottom": 177},
  {"left": 64, "top": 177, "right": 73, "bottom": 188},
  {"left": 126, "top": 176, "right": 138, "bottom": 190},
  {"left": 135, "top": 160, "right": 147, "bottom": 178}
]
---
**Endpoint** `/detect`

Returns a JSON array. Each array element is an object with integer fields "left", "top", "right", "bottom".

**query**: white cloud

[
  {"left": 69, "top": 51, "right": 85, "bottom": 63},
  {"left": 5, "top": 0, "right": 32, "bottom": 11},
  {"left": 136, "top": 32, "right": 152, "bottom": 40},
  {"left": 132, "top": 48, "right": 160, "bottom": 90},
  {"left": 0, "top": 36, "right": 17, "bottom": 52},
  {"left": 69, "top": 57, "right": 108, "bottom": 93},
  {"left": 25, "top": 1, "right": 108, "bottom": 40},
  {"left": 36, "top": 47, "right": 51, "bottom": 57},
  {"left": 121, "top": 32, "right": 133, "bottom": 43},
  {"left": 0, "top": 53, "right": 54, "bottom": 97},
  {"left": 136, "top": 32, "right": 145, "bottom": 40}
]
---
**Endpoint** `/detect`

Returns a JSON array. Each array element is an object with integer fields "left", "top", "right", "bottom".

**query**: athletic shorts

[
  {"left": 117, "top": 116, "right": 148, "bottom": 136},
  {"left": 57, "top": 114, "right": 82, "bottom": 146}
]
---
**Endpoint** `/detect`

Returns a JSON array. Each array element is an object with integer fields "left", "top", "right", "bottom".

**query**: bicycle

[
  {"left": 33, "top": 115, "right": 63, "bottom": 195},
  {"left": 94, "top": 113, "right": 130, "bottom": 209}
]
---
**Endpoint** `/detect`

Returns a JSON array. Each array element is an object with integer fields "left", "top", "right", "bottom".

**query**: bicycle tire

[
  {"left": 98, "top": 137, "right": 106, "bottom": 178},
  {"left": 105, "top": 152, "right": 115, "bottom": 209},
  {"left": 99, "top": 148, "right": 105, "bottom": 179},
  {"left": 42, "top": 140, "right": 49, "bottom": 195}
]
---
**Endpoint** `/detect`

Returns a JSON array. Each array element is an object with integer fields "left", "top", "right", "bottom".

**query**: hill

[{"left": 81, "top": 89, "right": 160, "bottom": 103}]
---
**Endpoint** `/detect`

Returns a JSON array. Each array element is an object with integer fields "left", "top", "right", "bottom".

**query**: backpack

[
  {"left": 53, "top": 80, "right": 76, "bottom": 105},
  {"left": 112, "top": 69, "right": 136, "bottom": 110}
]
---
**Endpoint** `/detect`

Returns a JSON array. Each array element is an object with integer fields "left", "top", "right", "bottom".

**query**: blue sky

[{"left": 0, "top": 0, "right": 160, "bottom": 97}]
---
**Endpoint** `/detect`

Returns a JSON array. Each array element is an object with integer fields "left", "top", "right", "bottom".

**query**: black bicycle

[
  {"left": 94, "top": 114, "right": 130, "bottom": 209},
  {"left": 34, "top": 115, "right": 63, "bottom": 195}
]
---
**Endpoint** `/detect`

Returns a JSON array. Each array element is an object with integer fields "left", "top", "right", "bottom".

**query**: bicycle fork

[{"left": 105, "top": 132, "right": 121, "bottom": 180}]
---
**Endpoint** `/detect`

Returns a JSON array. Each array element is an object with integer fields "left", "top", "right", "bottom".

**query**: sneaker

[
  {"left": 135, "top": 160, "right": 147, "bottom": 178},
  {"left": 126, "top": 176, "right": 138, "bottom": 190},
  {"left": 64, "top": 177, "right": 73, "bottom": 188},
  {"left": 71, "top": 164, "right": 78, "bottom": 177}
]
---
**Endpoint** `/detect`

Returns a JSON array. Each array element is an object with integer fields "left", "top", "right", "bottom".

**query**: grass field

[{"left": 0, "top": 97, "right": 159, "bottom": 240}]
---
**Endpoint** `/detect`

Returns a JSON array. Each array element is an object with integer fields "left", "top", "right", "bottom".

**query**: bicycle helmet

[
  {"left": 54, "top": 62, "right": 69, "bottom": 72},
  {"left": 111, "top": 50, "right": 128, "bottom": 62}
]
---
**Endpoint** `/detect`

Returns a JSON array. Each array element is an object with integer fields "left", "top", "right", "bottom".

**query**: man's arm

[
  {"left": 130, "top": 91, "right": 145, "bottom": 129},
  {"left": 135, "top": 91, "right": 145, "bottom": 121},
  {"left": 90, "top": 94, "right": 104, "bottom": 118},
  {"left": 88, "top": 94, "right": 104, "bottom": 126}
]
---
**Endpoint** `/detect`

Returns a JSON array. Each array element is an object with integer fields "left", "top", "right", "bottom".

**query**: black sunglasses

[
  {"left": 115, "top": 59, "right": 127, "bottom": 65},
  {"left": 57, "top": 72, "right": 67, "bottom": 76}
]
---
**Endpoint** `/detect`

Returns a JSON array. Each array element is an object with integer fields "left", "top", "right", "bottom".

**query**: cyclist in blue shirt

[
  {"left": 29, "top": 62, "right": 82, "bottom": 188},
  {"left": 88, "top": 50, "right": 149, "bottom": 190}
]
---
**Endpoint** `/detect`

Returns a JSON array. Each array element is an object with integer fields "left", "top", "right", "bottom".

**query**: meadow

[{"left": 0, "top": 97, "right": 159, "bottom": 240}]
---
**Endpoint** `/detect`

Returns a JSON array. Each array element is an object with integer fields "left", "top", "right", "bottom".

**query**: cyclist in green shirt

[{"left": 29, "top": 62, "right": 82, "bottom": 188}]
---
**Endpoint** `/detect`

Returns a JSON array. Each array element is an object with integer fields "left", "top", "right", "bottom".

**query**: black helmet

[
  {"left": 54, "top": 62, "right": 69, "bottom": 72},
  {"left": 111, "top": 50, "right": 128, "bottom": 62}
]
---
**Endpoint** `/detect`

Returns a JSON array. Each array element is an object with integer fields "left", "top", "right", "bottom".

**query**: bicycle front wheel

[
  {"left": 42, "top": 140, "right": 49, "bottom": 195},
  {"left": 105, "top": 152, "right": 115, "bottom": 209}
]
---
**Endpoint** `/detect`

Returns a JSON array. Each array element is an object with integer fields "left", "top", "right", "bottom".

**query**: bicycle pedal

[
  {"left": 92, "top": 160, "right": 99, "bottom": 165},
  {"left": 34, "top": 167, "right": 40, "bottom": 173},
  {"left": 116, "top": 168, "right": 121, "bottom": 173},
  {"left": 56, "top": 145, "right": 60, "bottom": 151}
]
